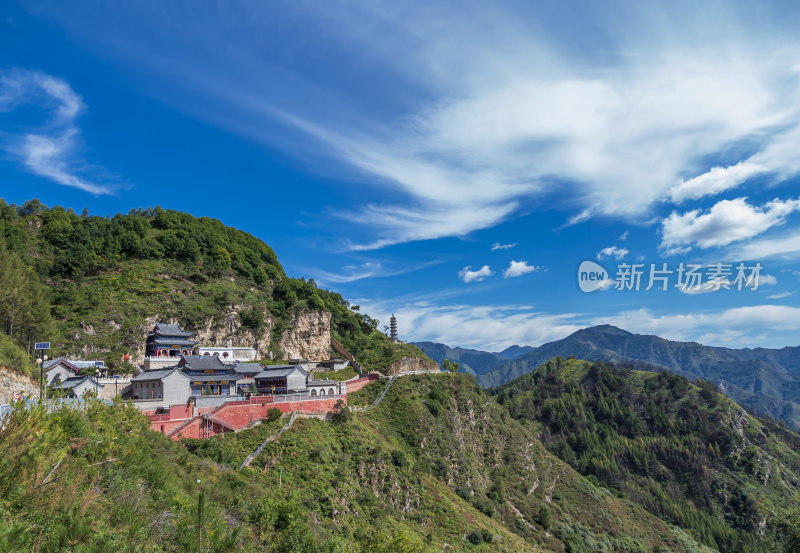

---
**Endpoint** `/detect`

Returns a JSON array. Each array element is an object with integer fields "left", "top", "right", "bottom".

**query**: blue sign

[
  {"left": 95, "top": 361, "right": 105, "bottom": 367},
  {"left": 34, "top": 342, "right": 50, "bottom": 350}
]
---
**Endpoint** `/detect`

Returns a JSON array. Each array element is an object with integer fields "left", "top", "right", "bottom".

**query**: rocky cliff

[
  {"left": 278, "top": 309, "right": 331, "bottom": 361},
  {"left": 193, "top": 304, "right": 273, "bottom": 355},
  {"left": 380, "top": 355, "right": 439, "bottom": 375},
  {"left": 0, "top": 367, "right": 39, "bottom": 402}
]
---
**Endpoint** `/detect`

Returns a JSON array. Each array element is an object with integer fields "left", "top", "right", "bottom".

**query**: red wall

[
  {"left": 149, "top": 375, "right": 384, "bottom": 441},
  {"left": 344, "top": 374, "right": 380, "bottom": 394},
  {"left": 151, "top": 396, "right": 349, "bottom": 440}
]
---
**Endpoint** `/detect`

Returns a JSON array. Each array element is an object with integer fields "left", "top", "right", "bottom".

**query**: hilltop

[
  {"left": 492, "top": 358, "right": 800, "bottom": 552},
  {"left": 475, "top": 325, "right": 800, "bottom": 429},
  {"left": 0, "top": 199, "right": 428, "bottom": 374}
]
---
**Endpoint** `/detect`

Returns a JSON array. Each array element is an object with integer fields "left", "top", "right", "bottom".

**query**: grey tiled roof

[
  {"left": 131, "top": 368, "right": 186, "bottom": 382},
  {"left": 308, "top": 380, "right": 340, "bottom": 386},
  {"left": 254, "top": 366, "right": 308, "bottom": 379},
  {"left": 43, "top": 358, "right": 106, "bottom": 370},
  {"left": 178, "top": 355, "right": 228, "bottom": 371},
  {"left": 233, "top": 363, "right": 263, "bottom": 374},
  {"left": 150, "top": 322, "right": 196, "bottom": 337},
  {"left": 53, "top": 376, "right": 104, "bottom": 390}
]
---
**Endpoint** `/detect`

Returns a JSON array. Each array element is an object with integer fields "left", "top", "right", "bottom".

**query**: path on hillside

[
  {"left": 238, "top": 370, "right": 445, "bottom": 469},
  {"left": 350, "top": 370, "right": 446, "bottom": 412},
  {"left": 349, "top": 374, "right": 397, "bottom": 412},
  {"left": 239, "top": 411, "right": 297, "bottom": 470}
]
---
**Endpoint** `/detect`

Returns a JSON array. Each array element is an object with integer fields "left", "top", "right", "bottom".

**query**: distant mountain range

[
  {"left": 412, "top": 342, "right": 534, "bottom": 376},
  {"left": 418, "top": 325, "right": 800, "bottom": 429}
]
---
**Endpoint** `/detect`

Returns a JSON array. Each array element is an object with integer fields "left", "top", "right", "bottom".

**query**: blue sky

[{"left": 3, "top": 1, "right": 800, "bottom": 350}]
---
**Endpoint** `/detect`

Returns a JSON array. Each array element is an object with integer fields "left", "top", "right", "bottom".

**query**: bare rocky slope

[{"left": 0, "top": 367, "right": 38, "bottom": 402}]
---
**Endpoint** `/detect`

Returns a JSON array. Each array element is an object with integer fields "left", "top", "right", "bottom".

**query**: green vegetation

[
  {"left": 478, "top": 324, "right": 800, "bottom": 429},
  {"left": 187, "top": 373, "right": 713, "bottom": 552},
  {"left": 0, "top": 399, "right": 447, "bottom": 552},
  {"left": 0, "top": 333, "right": 37, "bottom": 380},
  {"left": 0, "top": 373, "right": 723, "bottom": 552},
  {"left": 492, "top": 357, "right": 800, "bottom": 553},
  {"left": 441, "top": 359, "right": 459, "bottom": 373},
  {"left": 313, "top": 367, "right": 359, "bottom": 381},
  {"left": 0, "top": 199, "right": 429, "bottom": 373},
  {"left": 0, "top": 235, "right": 53, "bottom": 379}
]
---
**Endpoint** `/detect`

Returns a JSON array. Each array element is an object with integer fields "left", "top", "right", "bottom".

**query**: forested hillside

[
  {"left": 0, "top": 199, "right": 424, "bottom": 374},
  {"left": 0, "top": 374, "right": 718, "bottom": 552},
  {"left": 492, "top": 358, "right": 800, "bottom": 553}
]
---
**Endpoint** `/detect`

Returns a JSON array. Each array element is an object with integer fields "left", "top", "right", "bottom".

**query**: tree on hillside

[{"left": 0, "top": 238, "right": 53, "bottom": 356}]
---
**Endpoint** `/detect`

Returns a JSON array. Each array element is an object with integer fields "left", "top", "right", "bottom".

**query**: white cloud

[
  {"left": 597, "top": 246, "right": 629, "bottom": 260},
  {"left": 676, "top": 271, "right": 775, "bottom": 294},
  {"left": 504, "top": 260, "right": 540, "bottom": 278},
  {"left": 0, "top": 69, "right": 112, "bottom": 194},
  {"left": 668, "top": 161, "right": 766, "bottom": 203},
  {"left": 43, "top": 3, "right": 800, "bottom": 246},
  {"left": 598, "top": 305, "right": 800, "bottom": 347},
  {"left": 458, "top": 265, "right": 493, "bottom": 283},
  {"left": 661, "top": 197, "right": 800, "bottom": 251},
  {"left": 760, "top": 274, "right": 778, "bottom": 286},
  {"left": 358, "top": 297, "right": 800, "bottom": 350},
  {"left": 619, "top": 231, "right": 628, "bottom": 241},
  {"left": 767, "top": 291, "right": 792, "bottom": 299},
  {"left": 734, "top": 231, "right": 800, "bottom": 260},
  {"left": 491, "top": 242, "right": 516, "bottom": 251},
  {"left": 357, "top": 299, "right": 584, "bottom": 351}
]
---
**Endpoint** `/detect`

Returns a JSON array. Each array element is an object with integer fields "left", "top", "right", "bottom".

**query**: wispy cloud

[
  {"left": 734, "top": 231, "right": 800, "bottom": 260},
  {"left": 491, "top": 242, "right": 516, "bottom": 251},
  {"left": 42, "top": 2, "right": 800, "bottom": 246},
  {"left": 357, "top": 297, "right": 800, "bottom": 350},
  {"left": 504, "top": 260, "right": 540, "bottom": 278},
  {"left": 600, "top": 305, "right": 800, "bottom": 347},
  {"left": 0, "top": 69, "right": 114, "bottom": 194},
  {"left": 356, "top": 299, "right": 584, "bottom": 351},
  {"left": 310, "top": 259, "right": 443, "bottom": 284},
  {"left": 458, "top": 265, "right": 493, "bottom": 283},
  {"left": 767, "top": 291, "right": 792, "bottom": 299},
  {"left": 668, "top": 161, "right": 766, "bottom": 203}
]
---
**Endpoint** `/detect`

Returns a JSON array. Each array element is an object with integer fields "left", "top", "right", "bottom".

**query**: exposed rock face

[
  {"left": 130, "top": 307, "right": 274, "bottom": 366},
  {"left": 380, "top": 356, "right": 439, "bottom": 376},
  {"left": 194, "top": 304, "right": 273, "bottom": 356},
  {"left": 133, "top": 315, "right": 160, "bottom": 365},
  {"left": 279, "top": 310, "right": 331, "bottom": 361},
  {"left": 0, "top": 367, "right": 39, "bottom": 402}
]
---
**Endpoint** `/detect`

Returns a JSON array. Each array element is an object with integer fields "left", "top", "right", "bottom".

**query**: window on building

[{"left": 310, "top": 389, "right": 317, "bottom": 396}]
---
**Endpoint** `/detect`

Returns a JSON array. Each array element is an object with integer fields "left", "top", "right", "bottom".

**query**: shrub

[
  {"left": 330, "top": 399, "right": 351, "bottom": 424},
  {"left": 265, "top": 407, "right": 282, "bottom": 422},
  {"left": 466, "top": 531, "right": 483, "bottom": 545},
  {"left": 538, "top": 504, "right": 552, "bottom": 531}
]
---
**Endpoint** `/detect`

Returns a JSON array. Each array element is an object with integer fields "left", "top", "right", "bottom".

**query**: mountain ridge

[
  {"left": 477, "top": 325, "right": 800, "bottom": 429},
  {"left": 411, "top": 341, "right": 533, "bottom": 375}
]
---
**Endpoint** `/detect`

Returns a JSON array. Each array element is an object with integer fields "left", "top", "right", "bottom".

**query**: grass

[{"left": 312, "top": 366, "right": 358, "bottom": 381}]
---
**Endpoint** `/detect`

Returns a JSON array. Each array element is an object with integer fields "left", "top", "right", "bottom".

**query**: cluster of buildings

[{"left": 44, "top": 322, "right": 352, "bottom": 409}]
